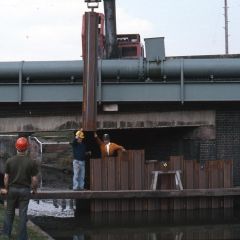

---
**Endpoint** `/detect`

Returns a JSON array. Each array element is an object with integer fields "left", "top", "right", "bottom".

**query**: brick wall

[
  {"left": 144, "top": 110, "right": 240, "bottom": 186},
  {"left": 216, "top": 111, "right": 240, "bottom": 186}
]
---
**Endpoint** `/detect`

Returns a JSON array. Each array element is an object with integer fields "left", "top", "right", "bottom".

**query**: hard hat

[
  {"left": 15, "top": 137, "right": 28, "bottom": 152},
  {"left": 76, "top": 130, "right": 85, "bottom": 139},
  {"left": 103, "top": 134, "right": 110, "bottom": 141}
]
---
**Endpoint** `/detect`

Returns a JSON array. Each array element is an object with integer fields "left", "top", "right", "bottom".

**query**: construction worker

[
  {"left": 94, "top": 132, "right": 126, "bottom": 158},
  {"left": 2, "top": 137, "right": 39, "bottom": 240},
  {"left": 71, "top": 129, "right": 90, "bottom": 191}
]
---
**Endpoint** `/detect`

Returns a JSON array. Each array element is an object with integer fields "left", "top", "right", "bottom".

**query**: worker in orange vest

[{"left": 94, "top": 132, "right": 126, "bottom": 158}]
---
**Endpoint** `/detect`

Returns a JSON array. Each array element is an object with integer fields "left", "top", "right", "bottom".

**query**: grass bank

[{"left": 0, "top": 203, "right": 51, "bottom": 240}]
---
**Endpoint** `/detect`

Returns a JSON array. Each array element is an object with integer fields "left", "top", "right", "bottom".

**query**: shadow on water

[{"left": 30, "top": 208, "right": 240, "bottom": 240}]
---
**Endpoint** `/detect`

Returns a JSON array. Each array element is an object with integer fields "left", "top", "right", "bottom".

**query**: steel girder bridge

[{"left": 1, "top": 56, "right": 240, "bottom": 105}]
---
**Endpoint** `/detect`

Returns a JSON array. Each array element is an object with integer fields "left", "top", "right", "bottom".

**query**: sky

[{"left": 0, "top": 0, "right": 239, "bottom": 61}]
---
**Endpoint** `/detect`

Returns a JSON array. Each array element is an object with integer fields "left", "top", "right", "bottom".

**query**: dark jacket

[
  {"left": 5, "top": 155, "right": 39, "bottom": 188},
  {"left": 71, "top": 139, "right": 87, "bottom": 161}
]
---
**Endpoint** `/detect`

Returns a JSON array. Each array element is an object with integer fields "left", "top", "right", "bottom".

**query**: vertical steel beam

[
  {"left": 98, "top": 59, "right": 102, "bottom": 105},
  {"left": 224, "top": 0, "right": 229, "bottom": 54},
  {"left": 82, "top": 12, "right": 99, "bottom": 131},
  {"left": 104, "top": 0, "right": 118, "bottom": 58},
  {"left": 180, "top": 59, "right": 185, "bottom": 104},
  {"left": 18, "top": 61, "right": 24, "bottom": 105}
]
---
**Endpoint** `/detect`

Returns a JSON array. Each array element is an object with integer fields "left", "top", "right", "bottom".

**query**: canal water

[{"left": 29, "top": 201, "right": 240, "bottom": 240}]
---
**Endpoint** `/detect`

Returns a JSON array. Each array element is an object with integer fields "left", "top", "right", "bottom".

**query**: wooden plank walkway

[{"left": 32, "top": 188, "right": 240, "bottom": 200}]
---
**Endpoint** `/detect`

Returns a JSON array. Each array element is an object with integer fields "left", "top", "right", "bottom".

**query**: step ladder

[{"left": 150, "top": 170, "right": 183, "bottom": 190}]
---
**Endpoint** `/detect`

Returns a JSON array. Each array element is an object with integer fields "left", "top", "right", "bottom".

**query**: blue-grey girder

[
  {"left": 1, "top": 57, "right": 240, "bottom": 81},
  {"left": 1, "top": 82, "right": 240, "bottom": 103}
]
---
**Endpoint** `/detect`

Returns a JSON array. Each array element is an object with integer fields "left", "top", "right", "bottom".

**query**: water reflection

[
  {"left": 31, "top": 209, "right": 240, "bottom": 240},
  {"left": 71, "top": 232, "right": 183, "bottom": 240},
  {"left": 69, "top": 227, "right": 239, "bottom": 240},
  {"left": 73, "top": 235, "right": 84, "bottom": 240}
]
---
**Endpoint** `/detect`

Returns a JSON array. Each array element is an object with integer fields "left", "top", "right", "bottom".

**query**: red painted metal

[{"left": 117, "top": 34, "right": 144, "bottom": 58}]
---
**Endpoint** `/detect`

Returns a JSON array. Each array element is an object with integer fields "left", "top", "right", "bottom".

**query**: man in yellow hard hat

[{"left": 71, "top": 129, "right": 90, "bottom": 190}]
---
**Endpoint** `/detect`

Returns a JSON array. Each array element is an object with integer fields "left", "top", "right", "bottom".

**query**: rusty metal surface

[
  {"left": 91, "top": 153, "right": 233, "bottom": 190},
  {"left": 89, "top": 151, "right": 233, "bottom": 211},
  {"left": 27, "top": 153, "right": 235, "bottom": 212},
  {"left": 82, "top": 12, "right": 98, "bottom": 131}
]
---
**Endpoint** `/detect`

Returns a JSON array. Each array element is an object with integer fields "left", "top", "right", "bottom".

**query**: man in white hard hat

[{"left": 94, "top": 132, "right": 126, "bottom": 158}]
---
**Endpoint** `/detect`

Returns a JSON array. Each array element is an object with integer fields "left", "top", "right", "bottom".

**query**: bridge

[
  {"left": 0, "top": 55, "right": 239, "bottom": 133},
  {"left": 1, "top": 56, "right": 240, "bottom": 104}
]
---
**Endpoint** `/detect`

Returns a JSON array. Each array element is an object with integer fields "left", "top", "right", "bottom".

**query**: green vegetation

[{"left": 0, "top": 204, "right": 50, "bottom": 240}]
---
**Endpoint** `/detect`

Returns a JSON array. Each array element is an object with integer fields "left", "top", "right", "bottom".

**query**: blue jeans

[
  {"left": 3, "top": 186, "right": 30, "bottom": 240},
  {"left": 73, "top": 160, "right": 85, "bottom": 190}
]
